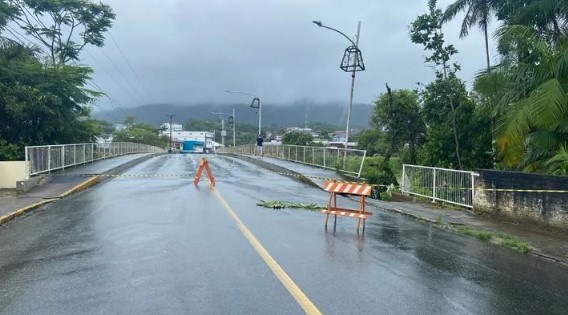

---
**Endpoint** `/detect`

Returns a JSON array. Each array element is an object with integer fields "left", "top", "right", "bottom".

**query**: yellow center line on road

[{"left": 212, "top": 188, "right": 322, "bottom": 315}]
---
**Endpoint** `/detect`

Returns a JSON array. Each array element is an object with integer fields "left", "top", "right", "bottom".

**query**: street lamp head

[{"left": 312, "top": 20, "right": 322, "bottom": 27}]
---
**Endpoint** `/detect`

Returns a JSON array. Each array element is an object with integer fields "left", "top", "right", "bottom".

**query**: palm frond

[
  {"left": 527, "top": 78, "right": 568, "bottom": 129},
  {"left": 496, "top": 97, "right": 532, "bottom": 149},
  {"left": 545, "top": 145, "right": 568, "bottom": 175},
  {"left": 442, "top": 0, "right": 470, "bottom": 23}
]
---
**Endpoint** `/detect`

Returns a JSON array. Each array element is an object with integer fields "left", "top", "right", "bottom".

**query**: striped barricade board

[
  {"left": 322, "top": 180, "right": 373, "bottom": 232},
  {"left": 323, "top": 181, "right": 373, "bottom": 196}
]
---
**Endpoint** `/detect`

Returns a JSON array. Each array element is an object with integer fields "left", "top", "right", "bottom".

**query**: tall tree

[
  {"left": 411, "top": 0, "right": 464, "bottom": 169},
  {"left": 370, "top": 87, "right": 425, "bottom": 164},
  {"left": 495, "top": 0, "right": 568, "bottom": 43},
  {"left": 8, "top": 0, "right": 115, "bottom": 65},
  {"left": 282, "top": 131, "right": 313, "bottom": 146},
  {"left": 488, "top": 25, "right": 568, "bottom": 173},
  {"left": 443, "top": 0, "right": 497, "bottom": 72}
]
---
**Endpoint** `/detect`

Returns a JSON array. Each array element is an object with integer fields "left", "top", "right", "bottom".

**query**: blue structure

[{"left": 181, "top": 140, "right": 205, "bottom": 154}]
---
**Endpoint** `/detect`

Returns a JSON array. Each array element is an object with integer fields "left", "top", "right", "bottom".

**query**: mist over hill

[{"left": 93, "top": 102, "right": 374, "bottom": 129}]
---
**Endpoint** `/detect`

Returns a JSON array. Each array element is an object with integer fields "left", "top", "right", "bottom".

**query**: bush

[{"left": 0, "top": 139, "right": 21, "bottom": 161}]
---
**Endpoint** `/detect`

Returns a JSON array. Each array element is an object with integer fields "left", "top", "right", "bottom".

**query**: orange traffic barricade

[
  {"left": 194, "top": 158, "right": 215, "bottom": 187},
  {"left": 321, "top": 180, "right": 373, "bottom": 232}
]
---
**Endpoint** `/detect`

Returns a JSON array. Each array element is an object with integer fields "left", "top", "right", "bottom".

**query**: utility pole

[
  {"left": 345, "top": 21, "right": 361, "bottom": 151},
  {"left": 166, "top": 114, "right": 175, "bottom": 153}
]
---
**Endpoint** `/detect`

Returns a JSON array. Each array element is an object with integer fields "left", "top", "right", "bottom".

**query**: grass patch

[
  {"left": 453, "top": 226, "right": 493, "bottom": 241},
  {"left": 257, "top": 200, "right": 323, "bottom": 211},
  {"left": 451, "top": 226, "right": 532, "bottom": 253},
  {"left": 495, "top": 233, "right": 532, "bottom": 253}
]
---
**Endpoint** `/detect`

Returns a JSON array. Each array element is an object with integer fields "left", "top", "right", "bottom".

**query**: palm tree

[
  {"left": 443, "top": 0, "right": 497, "bottom": 72},
  {"left": 493, "top": 25, "right": 568, "bottom": 173}
]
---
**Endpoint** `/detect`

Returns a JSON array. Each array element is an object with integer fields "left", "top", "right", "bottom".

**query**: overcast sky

[{"left": 82, "top": 0, "right": 498, "bottom": 112}]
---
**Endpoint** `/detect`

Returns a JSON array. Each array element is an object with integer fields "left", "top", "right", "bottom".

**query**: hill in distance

[{"left": 93, "top": 102, "right": 374, "bottom": 130}]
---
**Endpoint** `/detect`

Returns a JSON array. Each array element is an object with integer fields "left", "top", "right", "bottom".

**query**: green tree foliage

[
  {"left": 411, "top": 0, "right": 493, "bottom": 170},
  {"left": 94, "top": 119, "right": 115, "bottom": 135},
  {"left": 467, "top": 0, "right": 568, "bottom": 173},
  {"left": 0, "top": 1, "right": 114, "bottom": 160},
  {"left": 420, "top": 77, "right": 492, "bottom": 169},
  {"left": 476, "top": 25, "right": 568, "bottom": 172},
  {"left": 8, "top": 0, "right": 115, "bottom": 65},
  {"left": 370, "top": 88, "right": 425, "bottom": 164},
  {"left": 282, "top": 131, "right": 313, "bottom": 146},
  {"left": 113, "top": 120, "right": 168, "bottom": 148},
  {"left": 356, "top": 129, "right": 386, "bottom": 157},
  {"left": 494, "top": 0, "right": 568, "bottom": 43},
  {"left": 0, "top": 38, "right": 102, "bottom": 159}
]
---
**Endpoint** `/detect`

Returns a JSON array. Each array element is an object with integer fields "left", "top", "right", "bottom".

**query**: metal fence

[
  {"left": 401, "top": 164, "right": 477, "bottom": 208},
  {"left": 220, "top": 143, "right": 367, "bottom": 177},
  {"left": 25, "top": 142, "right": 164, "bottom": 176}
]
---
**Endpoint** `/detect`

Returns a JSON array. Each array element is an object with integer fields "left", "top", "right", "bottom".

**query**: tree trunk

[
  {"left": 384, "top": 83, "right": 396, "bottom": 165},
  {"left": 484, "top": 22, "right": 491, "bottom": 73},
  {"left": 443, "top": 63, "right": 463, "bottom": 170}
]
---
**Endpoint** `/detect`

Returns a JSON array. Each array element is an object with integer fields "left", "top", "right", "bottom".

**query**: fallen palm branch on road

[{"left": 256, "top": 200, "right": 323, "bottom": 211}]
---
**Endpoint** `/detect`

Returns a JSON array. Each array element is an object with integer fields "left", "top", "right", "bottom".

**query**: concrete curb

[
  {"left": 58, "top": 175, "right": 101, "bottom": 198},
  {"left": 0, "top": 200, "right": 52, "bottom": 225},
  {"left": 0, "top": 153, "right": 161, "bottom": 226}
]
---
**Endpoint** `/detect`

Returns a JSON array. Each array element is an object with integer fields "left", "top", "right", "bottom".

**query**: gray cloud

[{"left": 84, "top": 0, "right": 498, "bottom": 112}]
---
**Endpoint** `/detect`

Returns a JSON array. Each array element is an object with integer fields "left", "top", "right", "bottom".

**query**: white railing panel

[{"left": 402, "top": 164, "right": 476, "bottom": 209}]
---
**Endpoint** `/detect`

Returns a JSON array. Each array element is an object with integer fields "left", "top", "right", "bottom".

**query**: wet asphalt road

[{"left": 1, "top": 154, "right": 568, "bottom": 314}]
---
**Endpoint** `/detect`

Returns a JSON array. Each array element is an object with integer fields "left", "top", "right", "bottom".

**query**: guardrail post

[
  {"left": 24, "top": 146, "right": 29, "bottom": 179},
  {"left": 312, "top": 147, "right": 315, "bottom": 164},
  {"left": 323, "top": 148, "right": 326, "bottom": 169},
  {"left": 401, "top": 164, "right": 406, "bottom": 193},
  {"left": 432, "top": 168, "right": 437, "bottom": 203},
  {"left": 61, "top": 146, "right": 65, "bottom": 170},
  {"left": 471, "top": 173, "right": 476, "bottom": 209}
]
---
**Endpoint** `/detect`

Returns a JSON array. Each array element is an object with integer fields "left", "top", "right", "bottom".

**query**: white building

[{"left": 161, "top": 130, "right": 215, "bottom": 152}]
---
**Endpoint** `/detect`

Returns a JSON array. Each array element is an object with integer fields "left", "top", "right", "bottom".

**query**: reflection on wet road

[{"left": 0, "top": 154, "right": 567, "bottom": 314}]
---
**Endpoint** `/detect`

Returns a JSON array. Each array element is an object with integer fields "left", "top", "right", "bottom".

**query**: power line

[
  {"left": 108, "top": 31, "right": 157, "bottom": 103},
  {"left": 97, "top": 47, "right": 149, "bottom": 105},
  {"left": 60, "top": 24, "right": 148, "bottom": 106},
  {"left": 89, "top": 80, "right": 131, "bottom": 119},
  {"left": 82, "top": 47, "right": 147, "bottom": 105}
]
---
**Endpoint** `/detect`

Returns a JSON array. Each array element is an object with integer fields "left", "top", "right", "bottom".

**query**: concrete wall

[
  {"left": 474, "top": 170, "right": 568, "bottom": 229},
  {"left": 0, "top": 161, "right": 28, "bottom": 189}
]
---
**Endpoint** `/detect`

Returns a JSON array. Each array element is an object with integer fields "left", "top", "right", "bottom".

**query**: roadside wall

[
  {"left": 474, "top": 170, "right": 568, "bottom": 229},
  {"left": 0, "top": 161, "right": 28, "bottom": 189}
]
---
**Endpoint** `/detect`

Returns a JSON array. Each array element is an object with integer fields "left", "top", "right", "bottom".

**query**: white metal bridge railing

[
  {"left": 25, "top": 142, "right": 164, "bottom": 176},
  {"left": 220, "top": 143, "right": 367, "bottom": 178},
  {"left": 401, "top": 164, "right": 477, "bottom": 209}
]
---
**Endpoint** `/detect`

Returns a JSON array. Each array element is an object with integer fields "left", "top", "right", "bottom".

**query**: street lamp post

[
  {"left": 312, "top": 20, "right": 365, "bottom": 152},
  {"left": 225, "top": 90, "right": 261, "bottom": 136}
]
